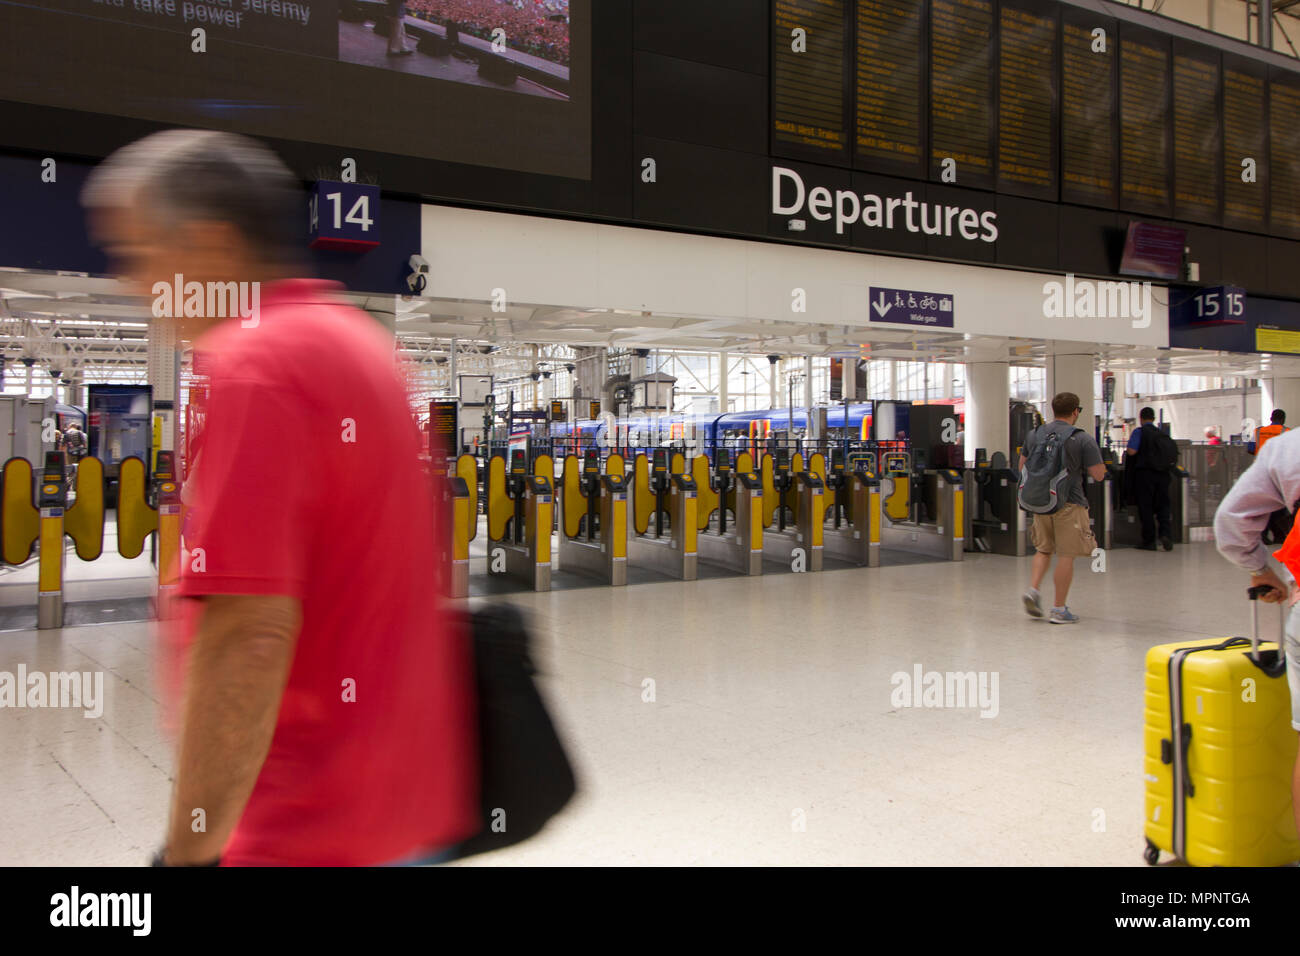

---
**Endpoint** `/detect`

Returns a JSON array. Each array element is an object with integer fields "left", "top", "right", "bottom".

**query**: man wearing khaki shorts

[{"left": 1020, "top": 392, "right": 1107, "bottom": 624}]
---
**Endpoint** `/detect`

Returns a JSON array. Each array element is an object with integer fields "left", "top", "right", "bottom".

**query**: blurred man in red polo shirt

[{"left": 82, "top": 130, "right": 478, "bottom": 866}]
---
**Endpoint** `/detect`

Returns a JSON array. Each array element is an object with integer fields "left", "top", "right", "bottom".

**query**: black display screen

[
  {"left": 1171, "top": 46, "right": 1220, "bottom": 225},
  {"left": 0, "top": 0, "right": 591, "bottom": 180},
  {"left": 1269, "top": 68, "right": 1300, "bottom": 238},
  {"left": 1060, "top": 9, "right": 1117, "bottom": 207},
  {"left": 1222, "top": 56, "right": 1268, "bottom": 231},
  {"left": 929, "top": 0, "right": 994, "bottom": 187},
  {"left": 773, "top": 0, "right": 851, "bottom": 162},
  {"left": 854, "top": 0, "right": 925, "bottom": 176},
  {"left": 996, "top": 0, "right": 1057, "bottom": 198},
  {"left": 1118, "top": 26, "right": 1171, "bottom": 217}
]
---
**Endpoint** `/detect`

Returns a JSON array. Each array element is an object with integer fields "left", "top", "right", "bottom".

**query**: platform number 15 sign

[
  {"left": 1190, "top": 285, "right": 1246, "bottom": 322},
  {"left": 309, "top": 181, "right": 380, "bottom": 251}
]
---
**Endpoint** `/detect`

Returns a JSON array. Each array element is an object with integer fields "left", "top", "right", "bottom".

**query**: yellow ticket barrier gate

[
  {"left": 117, "top": 453, "right": 185, "bottom": 610},
  {"left": 485, "top": 450, "right": 553, "bottom": 591},
  {"left": 758, "top": 449, "right": 824, "bottom": 572},
  {"left": 697, "top": 448, "right": 763, "bottom": 575},
  {"left": 882, "top": 451, "right": 912, "bottom": 522},
  {"left": 627, "top": 449, "right": 697, "bottom": 580},
  {"left": 557, "top": 450, "right": 628, "bottom": 585},
  {"left": 117, "top": 456, "right": 157, "bottom": 560},
  {"left": 456, "top": 454, "right": 478, "bottom": 545},
  {"left": 878, "top": 457, "right": 965, "bottom": 562},
  {"left": 821, "top": 450, "right": 882, "bottom": 567},
  {"left": 2, "top": 457, "right": 40, "bottom": 567},
  {"left": 437, "top": 468, "right": 472, "bottom": 599},
  {"left": 1, "top": 453, "right": 108, "bottom": 628}
]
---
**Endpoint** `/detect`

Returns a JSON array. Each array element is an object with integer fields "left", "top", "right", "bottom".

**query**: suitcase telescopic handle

[{"left": 1247, "top": 585, "right": 1288, "bottom": 677}]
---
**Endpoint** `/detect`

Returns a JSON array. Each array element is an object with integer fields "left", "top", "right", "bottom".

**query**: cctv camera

[{"left": 407, "top": 254, "right": 429, "bottom": 294}]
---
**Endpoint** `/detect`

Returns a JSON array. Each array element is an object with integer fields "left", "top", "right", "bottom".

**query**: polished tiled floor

[{"left": 0, "top": 540, "right": 1263, "bottom": 865}]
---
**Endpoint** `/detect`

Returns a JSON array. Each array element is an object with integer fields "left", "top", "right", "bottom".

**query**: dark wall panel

[
  {"left": 1267, "top": 238, "right": 1300, "bottom": 299},
  {"left": 1220, "top": 231, "right": 1271, "bottom": 290},
  {"left": 633, "top": 136, "right": 768, "bottom": 236},
  {"left": 1057, "top": 206, "right": 1122, "bottom": 276},
  {"left": 594, "top": 0, "right": 636, "bottom": 221},
  {"left": 994, "top": 195, "right": 1061, "bottom": 270},
  {"left": 634, "top": 52, "right": 767, "bottom": 155},
  {"left": 634, "top": 0, "right": 768, "bottom": 75}
]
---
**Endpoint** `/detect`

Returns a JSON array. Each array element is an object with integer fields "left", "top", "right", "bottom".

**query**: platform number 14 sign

[{"left": 309, "top": 181, "right": 380, "bottom": 251}]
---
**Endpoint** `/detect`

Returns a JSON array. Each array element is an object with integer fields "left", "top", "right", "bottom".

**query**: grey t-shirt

[{"left": 1022, "top": 420, "right": 1103, "bottom": 507}]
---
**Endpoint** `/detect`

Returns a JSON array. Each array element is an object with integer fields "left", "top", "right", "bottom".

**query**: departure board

[
  {"left": 1269, "top": 71, "right": 1300, "bottom": 236},
  {"left": 930, "top": 0, "right": 995, "bottom": 186},
  {"left": 997, "top": 1, "right": 1057, "bottom": 197},
  {"left": 1118, "top": 31, "right": 1171, "bottom": 216},
  {"left": 855, "top": 0, "right": 925, "bottom": 175},
  {"left": 1061, "top": 16, "right": 1116, "bottom": 207},
  {"left": 1222, "top": 61, "right": 1267, "bottom": 230},
  {"left": 773, "top": 0, "right": 850, "bottom": 161},
  {"left": 1171, "top": 50, "right": 1220, "bottom": 224}
]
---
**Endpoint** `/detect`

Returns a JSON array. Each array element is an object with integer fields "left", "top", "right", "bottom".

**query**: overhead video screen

[{"left": 0, "top": 0, "right": 590, "bottom": 181}]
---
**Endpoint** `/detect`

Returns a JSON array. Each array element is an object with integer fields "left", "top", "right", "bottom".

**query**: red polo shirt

[{"left": 172, "top": 279, "right": 478, "bottom": 865}]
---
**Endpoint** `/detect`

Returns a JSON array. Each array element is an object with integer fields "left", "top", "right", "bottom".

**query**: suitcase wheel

[{"left": 1143, "top": 840, "right": 1160, "bottom": 866}]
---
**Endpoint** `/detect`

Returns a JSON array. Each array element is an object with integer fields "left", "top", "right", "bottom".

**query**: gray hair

[{"left": 81, "top": 129, "right": 304, "bottom": 266}]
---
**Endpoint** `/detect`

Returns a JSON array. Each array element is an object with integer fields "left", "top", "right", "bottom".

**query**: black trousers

[{"left": 1133, "top": 468, "right": 1171, "bottom": 545}]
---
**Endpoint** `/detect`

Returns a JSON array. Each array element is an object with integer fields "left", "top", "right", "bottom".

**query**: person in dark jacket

[{"left": 1124, "top": 407, "right": 1174, "bottom": 551}]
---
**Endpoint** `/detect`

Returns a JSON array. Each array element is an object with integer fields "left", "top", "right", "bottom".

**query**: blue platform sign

[
  {"left": 1169, "top": 285, "right": 1246, "bottom": 326},
  {"left": 309, "top": 181, "right": 380, "bottom": 251},
  {"left": 870, "top": 287, "right": 954, "bottom": 328}
]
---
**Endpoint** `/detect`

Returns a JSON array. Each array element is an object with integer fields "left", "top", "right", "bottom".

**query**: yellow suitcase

[{"left": 1143, "top": 588, "right": 1299, "bottom": 866}]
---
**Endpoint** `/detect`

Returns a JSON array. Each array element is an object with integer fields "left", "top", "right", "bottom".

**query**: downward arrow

[{"left": 873, "top": 292, "right": 892, "bottom": 316}]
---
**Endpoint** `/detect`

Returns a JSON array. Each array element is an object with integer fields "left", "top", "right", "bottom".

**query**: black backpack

[
  {"left": 449, "top": 603, "right": 577, "bottom": 859},
  {"left": 1017, "top": 426, "right": 1080, "bottom": 514},
  {"left": 1137, "top": 423, "right": 1178, "bottom": 472}
]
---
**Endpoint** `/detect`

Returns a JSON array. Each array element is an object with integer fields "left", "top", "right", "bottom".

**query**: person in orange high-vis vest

[
  {"left": 1254, "top": 410, "right": 1293, "bottom": 542},
  {"left": 1254, "top": 409, "right": 1288, "bottom": 456}
]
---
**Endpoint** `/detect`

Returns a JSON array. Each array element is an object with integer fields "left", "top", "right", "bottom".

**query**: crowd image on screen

[{"left": 407, "top": 0, "right": 571, "bottom": 66}]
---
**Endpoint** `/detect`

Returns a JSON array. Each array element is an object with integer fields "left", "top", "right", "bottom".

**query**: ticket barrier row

[
  {"left": 1, "top": 452, "right": 181, "bottom": 627},
  {"left": 454, "top": 447, "right": 888, "bottom": 594}
]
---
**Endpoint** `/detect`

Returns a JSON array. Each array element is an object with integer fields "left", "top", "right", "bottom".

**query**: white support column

[
  {"left": 147, "top": 318, "right": 178, "bottom": 460},
  {"left": 719, "top": 351, "right": 729, "bottom": 413},
  {"left": 1045, "top": 343, "right": 1096, "bottom": 436},
  {"left": 841, "top": 357, "right": 856, "bottom": 401},
  {"left": 448, "top": 337, "right": 457, "bottom": 394},
  {"left": 966, "top": 361, "right": 1010, "bottom": 465},
  {"left": 804, "top": 356, "right": 814, "bottom": 409},
  {"left": 1261, "top": 377, "right": 1300, "bottom": 429}
]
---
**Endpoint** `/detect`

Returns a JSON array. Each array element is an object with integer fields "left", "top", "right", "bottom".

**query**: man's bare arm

[{"left": 164, "top": 594, "right": 301, "bottom": 864}]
